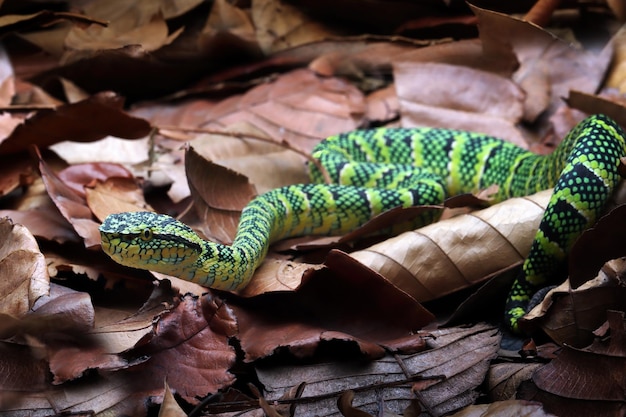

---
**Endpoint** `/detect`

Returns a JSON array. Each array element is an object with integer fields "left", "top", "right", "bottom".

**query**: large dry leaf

[
  {"left": 64, "top": 13, "right": 183, "bottom": 58},
  {"left": 198, "top": 69, "right": 365, "bottom": 152},
  {"left": 473, "top": 5, "right": 611, "bottom": 131},
  {"left": 0, "top": 218, "right": 49, "bottom": 317},
  {"left": 0, "top": 10, "right": 106, "bottom": 39},
  {"left": 349, "top": 190, "right": 552, "bottom": 303},
  {"left": 256, "top": 323, "right": 500, "bottom": 416},
  {"left": 230, "top": 258, "right": 435, "bottom": 362},
  {"left": 394, "top": 60, "right": 526, "bottom": 146}
]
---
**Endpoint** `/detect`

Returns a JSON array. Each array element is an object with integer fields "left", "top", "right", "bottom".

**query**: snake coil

[{"left": 100, "top": 115, "right": 626, "bottom": 331}]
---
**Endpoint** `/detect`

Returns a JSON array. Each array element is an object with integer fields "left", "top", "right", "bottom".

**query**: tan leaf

[
  {"left": 349, "top": 190, "right": 552, "bottom": 303},
  {"left": 64, "top": 13, "right": 183, "bottom": 57},
  {"left": 472, "top": 5, "right": 611, "bottom": 127},
  {"left": 86, "top": 177, "right": 152, "bottom": 222},
  {"left": 252, "top": 0, "right": 335, "bottom": 54}
]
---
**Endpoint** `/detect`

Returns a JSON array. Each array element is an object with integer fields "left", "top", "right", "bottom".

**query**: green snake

[{"left": 99, "top": 114, "right": 626, "bottom": 331}]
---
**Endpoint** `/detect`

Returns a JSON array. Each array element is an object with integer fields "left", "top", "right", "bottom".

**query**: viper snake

[{"left": 99, "top": 114, "right": 626, "bottom": 331}]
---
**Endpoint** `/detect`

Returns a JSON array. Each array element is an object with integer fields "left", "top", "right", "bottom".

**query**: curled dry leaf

[
  {"left": 0, "top": 207, "right": 80, "bottom": 244},
  {"left": 257, "top": 323, "right": 500, "bottom": 417},
  {"left": 349, "top": 189, "right": 552, "bottom": 303},
  {"left": 487, "top": 362, "right": 543, "bottom": 401},
  {"left": 523, "top": 270, "right": 626, "bottom": 347},
  {"left": 190, "top": 122, "right": 310, "bottom": 193},
  {"left": 0, "top": 217, "right": 49, "bottom": 317},
  {"left": 521, "top": 311, "right": 626, "bottom": 416},
  {"left": 85, "top": 176, "right": 153, "bottom": 222},
  {"left": 185, "top": 145, "right": 257, "bottom": 244}
]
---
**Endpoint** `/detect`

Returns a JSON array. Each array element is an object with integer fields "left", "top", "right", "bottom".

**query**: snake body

[{"left": 99, "top": 115, "right": 626, "bottom": 331}]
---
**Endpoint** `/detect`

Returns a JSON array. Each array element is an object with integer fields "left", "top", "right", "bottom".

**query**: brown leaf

[
  {"left": 0, "top": 342, "right": 49, "bottom": 403},
  {"left": 395, "top": 59, "right": 526, "bottom": 146},
  {"left": 0, "top": 92, "right": 152, "bottom": 156},
  {"left": 0, "top": 153, "right": 36, "bottom": 197},
  {"left": 525, "top": 311, "right": 626, "bottom": 415},
  {"left": 185, "top": 145, "right": 257, "bottom": 244},
  {"left": 0, "top": 207, "right": 80, "bottom": 244},
  {"left": 0, "top": 10, "right": 107, "bottom": 38},
  {"left": 447, "top": 400, "right": 556, "bottom": 417},
  {"left": 231, "top": 254, "right": 435, "bottom": 362},
  {"left": 132, "top": 293, "right": 238, "bottom": 403},
  {"left": 86, "top": 177, "right": 152, "bottom": 222},
  {"left": 522, "top": 271, "right": 626, "bottom": 347},
  {"left": 569, "top": 204, "right": 626, "bottom": 288},
  {"left": 472, "top": 5, "right": 611, "bottom": 127}
]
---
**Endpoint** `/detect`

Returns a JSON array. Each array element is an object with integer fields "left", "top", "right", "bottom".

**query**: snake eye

[{"left": 140, "top": 228, "right": 153, "bottom": 241}]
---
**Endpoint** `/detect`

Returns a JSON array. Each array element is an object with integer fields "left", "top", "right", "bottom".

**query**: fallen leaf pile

[{"left": 1, "top": 0, "right": 626, "bottom": 416}]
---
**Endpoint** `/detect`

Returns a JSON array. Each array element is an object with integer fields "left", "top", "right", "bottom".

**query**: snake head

[{"left": 99, "top": 212, "right": 205, "bottom": 278}]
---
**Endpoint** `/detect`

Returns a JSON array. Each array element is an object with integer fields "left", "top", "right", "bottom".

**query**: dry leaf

[
  {"left": 198, "top": 69, "right": 365, "bottom": 152},
  {"left": 0, "top": 92, "right": 152, "bottom": 156},
  {"left": 349, "top": 190, "right": 552, "bottom": 303},
  {"left": 231, "top": 259, "right": 435, "bottom": 362},
  {"left": 447, "top": 400, "right": 556, "bottom": 417},
  {"left": 0, "top": 218, "right": 49, "bottom": 317},
  {"left": 37, "top": 149, "right": 101, "bottom": 248},
  {"left": 252, "top": 0, "right": 335, "bottom": 54},
  {"left": 257, "top": 323, "right": 500, "bottom": 416},
  {"left": 521, "top": 311, "right": 626, "bottom": 416}
]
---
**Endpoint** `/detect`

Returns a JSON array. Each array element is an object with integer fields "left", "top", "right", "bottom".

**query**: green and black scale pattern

[{"left": 99, "top": 114, "right": 626, "bottom": 331}]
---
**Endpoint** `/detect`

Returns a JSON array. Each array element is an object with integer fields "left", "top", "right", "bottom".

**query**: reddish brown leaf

[
  {"left": 132, "top": 293, "right": 238, "bottom": 403},
  {"left": 0, "top": 92, "right": 151, "bottom": 156},
  {"left": 231, "top": 251, "right": 434, "bottom": 362}
]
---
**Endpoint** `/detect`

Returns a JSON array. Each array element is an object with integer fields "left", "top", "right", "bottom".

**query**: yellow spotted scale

[{"left": 99, "top": 115, "right": 626, "bottom": 331}]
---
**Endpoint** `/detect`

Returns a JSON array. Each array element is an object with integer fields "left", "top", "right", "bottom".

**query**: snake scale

[{"left": 99, "top": 114, "right": 626, "bottom": 331}]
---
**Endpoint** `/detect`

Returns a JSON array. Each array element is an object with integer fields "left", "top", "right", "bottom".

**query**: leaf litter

[{"left": 0, "top": 1, "right": 625, "bottom": 416}]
